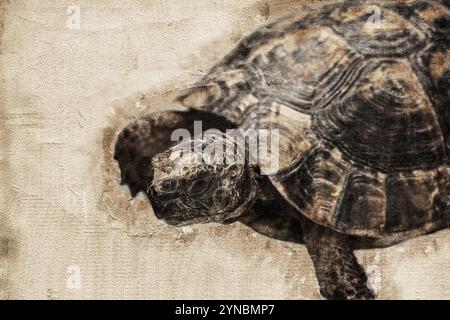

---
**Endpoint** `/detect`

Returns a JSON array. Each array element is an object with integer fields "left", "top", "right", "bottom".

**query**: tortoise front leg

[{"left": 302, "top": 219, "right": 375, "bottom": 300}]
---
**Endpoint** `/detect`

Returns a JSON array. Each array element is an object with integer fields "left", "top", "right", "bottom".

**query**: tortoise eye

[
  {"left": 187, "top": 178, "right": 210, "bottom": 195},
  {"left": 159, "top": 179, "right": 178, "bottom": 192},
  {"left": 228, "top": 164, "right": 241, "bottom": 178}
]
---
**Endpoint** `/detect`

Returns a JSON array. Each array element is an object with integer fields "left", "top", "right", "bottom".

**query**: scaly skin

[
  {"left": 114, "top": 110, "right": 375, "bottom": 300},
  {"left": 237, "top": 174, "right": 374, "bottom": 300},
  {"left": 302, "top": 219, "right": 375, "bottom": 300}
]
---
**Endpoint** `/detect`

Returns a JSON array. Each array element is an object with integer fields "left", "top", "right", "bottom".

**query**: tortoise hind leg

[{"left": 302, "top": 218, "right": 375, "bottom": 300}]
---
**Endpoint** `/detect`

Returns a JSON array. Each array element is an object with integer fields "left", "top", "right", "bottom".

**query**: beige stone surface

[{"left": 0, "top": 0, "right": 449, "bottom": 300}]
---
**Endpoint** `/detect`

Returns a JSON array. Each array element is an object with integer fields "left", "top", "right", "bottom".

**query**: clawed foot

[
  {"left": 302, "top": 220, "right": 376, "bottom": 300},
  {"left": 318, "top": 270, "right": 375, "bottom": 300}
]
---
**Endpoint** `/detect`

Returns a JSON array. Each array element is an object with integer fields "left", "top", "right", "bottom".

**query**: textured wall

[{"left": 1, "top": 0, "right": 450, "bottom": 299}]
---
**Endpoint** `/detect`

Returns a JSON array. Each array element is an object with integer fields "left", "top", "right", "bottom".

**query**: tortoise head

[{"left": 148, "top": 131, "right": 257, "bottom": 226}]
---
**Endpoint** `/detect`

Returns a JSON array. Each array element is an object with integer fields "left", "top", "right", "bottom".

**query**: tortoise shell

[{"left": 177, "top": 0, "right": 450, "bottom": 238}]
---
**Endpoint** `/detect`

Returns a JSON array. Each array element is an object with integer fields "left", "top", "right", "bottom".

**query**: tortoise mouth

[
  {"left": 148, "top": 187, "right": 179, "bottom": 220},
  {"left": 149, "top": 189, "right": 209, "bottom": 225}
]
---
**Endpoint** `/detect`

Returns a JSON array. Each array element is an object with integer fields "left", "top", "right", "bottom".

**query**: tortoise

[{"left": 114, "top": 0, "right": 450, "bottom": 299}]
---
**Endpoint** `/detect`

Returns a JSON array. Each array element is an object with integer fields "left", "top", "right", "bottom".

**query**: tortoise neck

[{"left": 222, "top": 166, "right": 258, "bottom": 223}]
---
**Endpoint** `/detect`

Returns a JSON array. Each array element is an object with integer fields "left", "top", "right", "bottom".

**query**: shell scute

[{"left": 176, "top": 1, "right": 450, "bottom": 236}]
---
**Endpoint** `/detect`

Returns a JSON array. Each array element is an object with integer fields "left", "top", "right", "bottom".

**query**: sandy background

[{"left": 1, "top": 0, "right": 450, "bottom": 299}]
